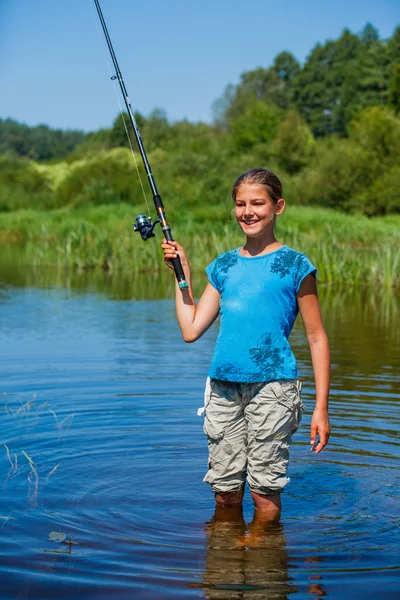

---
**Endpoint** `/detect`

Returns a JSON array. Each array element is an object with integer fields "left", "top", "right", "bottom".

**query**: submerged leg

[
  {"left": 239, "top": 505, "right": 284, "bottom": 548},
  {"left": 215, "top": 487, "right": 245, "bottom": 507},
  {"left": 251, "top": 491, "right": 281, "bottom": 521},
  {"left": 245, "top": 380, "right": 302, "bottom": 522}
]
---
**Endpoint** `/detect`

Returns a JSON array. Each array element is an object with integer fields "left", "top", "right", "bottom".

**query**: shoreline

[{"left": 1, "top": 203, "right": 399, "bottom": 287}]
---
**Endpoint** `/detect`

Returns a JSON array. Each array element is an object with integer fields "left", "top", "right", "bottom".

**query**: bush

[
  {"left": 349, "top": 165, "right": 400, "bottom": 215},
  {"left": 57, "top": 148, "right": 147, "bottom": 207},
  {"left": 0, "top": 153, "right": 57, "bottom": 211}
]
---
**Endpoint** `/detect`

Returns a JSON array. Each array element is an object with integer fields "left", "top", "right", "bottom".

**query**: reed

[
  {"left": 1, "top": 204, "right": 399, "bottom": 286},
  {"left": 4, "top": 444, "right": 18, "bottom": 472}
]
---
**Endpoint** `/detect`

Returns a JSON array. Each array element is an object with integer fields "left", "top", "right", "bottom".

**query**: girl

[{"left": 162, "top": 168, "right": 330, "bottom": 520}]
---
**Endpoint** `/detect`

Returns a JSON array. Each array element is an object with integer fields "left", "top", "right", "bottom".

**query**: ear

[{"left": 275, "top": 198, "right": 285, "bottom": 216}]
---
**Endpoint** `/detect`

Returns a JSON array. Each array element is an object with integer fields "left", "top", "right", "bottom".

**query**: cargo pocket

[
  {"left": 203, "top": 414, "right": 226, "bottom": 442},
  {"left": 270, "top": 381, "right": 303, "bottom": 434},
  {"left": 203, "top": 379, "right": 227, "bottom": 442},
  {"left": 203, "top": 409, "right": 228, "bottom": 483},
  {"left": 269, "top": 440, "right": 290, "bottom": 475}
]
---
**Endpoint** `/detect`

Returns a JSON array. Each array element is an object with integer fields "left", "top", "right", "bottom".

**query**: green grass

[{"left": 1, "top": 203, "right": 399, "bottom": 286}]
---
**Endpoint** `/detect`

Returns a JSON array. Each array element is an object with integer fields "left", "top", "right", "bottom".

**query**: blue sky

[{"left": 0, "top": 0, "right": 398, "bottom": 131}]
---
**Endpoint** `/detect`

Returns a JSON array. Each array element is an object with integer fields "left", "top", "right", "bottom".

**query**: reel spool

[{"left": 133, "top": 214, "right": 159, "bottom": 241}]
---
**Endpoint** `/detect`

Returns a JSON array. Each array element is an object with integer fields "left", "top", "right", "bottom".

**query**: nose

[{"left": 243, "top": 203, "right": 254, "bottom": 217}]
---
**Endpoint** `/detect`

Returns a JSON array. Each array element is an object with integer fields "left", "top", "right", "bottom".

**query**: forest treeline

[{"left": 1, "top": 23, "right": 400, "bottom": 217}]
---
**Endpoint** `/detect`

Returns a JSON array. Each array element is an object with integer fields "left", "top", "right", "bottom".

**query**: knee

[{"left": 215, "top": 487, "right": 244, "bottom": 507}]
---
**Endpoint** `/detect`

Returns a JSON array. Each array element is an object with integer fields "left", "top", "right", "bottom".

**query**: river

[{"left": 1, "top": 265, "right": 399, "bottom": 599}]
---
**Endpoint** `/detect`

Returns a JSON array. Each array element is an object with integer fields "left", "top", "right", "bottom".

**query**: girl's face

[{"left": 234, "top": 183, "right": 284, "bottom": 238}]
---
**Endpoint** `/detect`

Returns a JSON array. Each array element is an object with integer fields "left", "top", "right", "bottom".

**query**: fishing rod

[{"left": 93, "top": 0, "right": 188, "bottom": 290}]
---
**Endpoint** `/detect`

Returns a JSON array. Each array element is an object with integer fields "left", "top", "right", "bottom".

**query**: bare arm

[
  {"left": 297, "top": 274, "right": 331, "bottom": 454},
  {"left": 162, "top": 239, "right": 220, "bottom": 342}
]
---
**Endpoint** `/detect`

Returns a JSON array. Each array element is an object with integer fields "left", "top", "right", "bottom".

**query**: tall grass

[{"left": 1, "top": 203, "right": 399, "bottom": 287}]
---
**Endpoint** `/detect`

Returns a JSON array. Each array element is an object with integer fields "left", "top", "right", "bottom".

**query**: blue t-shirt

[{"left": 206, "top": 245, "right": 316, "bottom": 383}]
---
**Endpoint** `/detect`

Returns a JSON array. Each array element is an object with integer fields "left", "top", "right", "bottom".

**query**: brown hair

[{"left": 231, "top": 168, "right": 283, "bottom": 204}]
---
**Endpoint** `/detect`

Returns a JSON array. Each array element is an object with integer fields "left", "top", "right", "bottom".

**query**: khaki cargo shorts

[{"left": 202, "top": 378, "right": 305, "bottom": 496}]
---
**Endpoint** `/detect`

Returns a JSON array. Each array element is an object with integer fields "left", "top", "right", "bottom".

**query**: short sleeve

[
  {"left": 294, "top": 254, "right": 317, "bottom": 292},
  {"left": 205, "top": 259, "right": 220, "bottom": 292}
]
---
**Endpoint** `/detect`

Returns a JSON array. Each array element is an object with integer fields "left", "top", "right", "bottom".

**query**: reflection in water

[
  {"left": 202, "top": 506, "right": 328, "bottom": 599},
  {"left": 202, "top": 506, "right": 294, "bottom": 599},
  {"left": 0, "top": 260, "right": 178, "bottom": 301}
]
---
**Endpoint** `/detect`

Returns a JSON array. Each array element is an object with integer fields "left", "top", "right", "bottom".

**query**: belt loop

[{"left": 296, "top": 379, "right": 303, "bottom": 393}]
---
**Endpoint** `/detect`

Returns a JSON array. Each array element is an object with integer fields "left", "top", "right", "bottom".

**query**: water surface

[{"left": 1, "top": 266, "right": 399, "bottom": 599}]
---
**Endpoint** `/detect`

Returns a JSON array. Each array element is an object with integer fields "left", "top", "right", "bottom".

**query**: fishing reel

[{"left": 133, "top": 214, "right": 160, "bottom": 241}]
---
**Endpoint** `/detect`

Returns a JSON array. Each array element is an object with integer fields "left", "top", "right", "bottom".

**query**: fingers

[
  {"left": 310, "top": 422, "right": 317, "bottom": 448},
  {"left": 161, "top": 238, "right": 178, "bottom": 249},
  {"left": 161, "top": 240, "right": 178, "bottom": 255},
  {"left": 310, "top": 426, "right": 330, "bottom": 454},
  {"left": 315, "top": 430, "right": 329, "bottom": 454},
  {"left": 161, "top": 239, "right": 179, "bottom": 269}
]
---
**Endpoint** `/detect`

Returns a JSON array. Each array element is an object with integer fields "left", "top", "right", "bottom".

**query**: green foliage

[
  {"left": 1, "top": 204, "right": 398, "bottom": 286},
  {"left": 291, "top": 106, "right": 400, "bottom": 215},
  {"left": 273, "top": 51, "right": 301, "bottom": 82},
  {"left": 0, "top": 119, "right": 88, "bottom": 160},
  {"left": 290, "top": 26, "right": 396, "bottom": 137},
  {"left": 389, "top": 64, "right": 400, "bottom": 112},
  {"left": 360, "top": 23, "right": 380, "bottom": 44},
  {"left": 230, "top": 101, "right": 283, "bottom": 151},
  {"left": 57, "top": 148, "right": 146, "bottom": 207},
  {"left": 1, "top": 23, "right": 400, "bottom": 221},
  {"left": 213, "top": 24, "right": 398, "bottom": 140},
  {"left": 273, "top": 110, "right": 315, "bottom": 173},
  {"left": 387, "top": 26, "right": 400, "bottom": 63},
  {"left": 349, "top": 165, "right": 400, "bottom": 216},
  {"left": 215, "top": 59, "right": 297, "bottom": 129},
  {"left": 348, "top": 106, "right": 400, "bottom": 167},
  {"left": 0, "top": 153, "right": 56, "bottom": 211},
  {"left": 291, "top": 30, "right": 363, "bottom": 136}
]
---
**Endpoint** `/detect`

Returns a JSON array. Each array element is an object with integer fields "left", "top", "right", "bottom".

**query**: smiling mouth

[{"left": 242, "top": 220, "right": 258, "bottom": 226}]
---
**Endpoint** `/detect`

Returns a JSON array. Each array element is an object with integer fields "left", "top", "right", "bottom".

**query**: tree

[
  {"left": 272, "top": 51, "right": 300, "bottom": 82},
  {"left": 291, "top": 106, "right": 400, "bottom": 215},
  {"left": 337, "top": 38, "right": 389, "bottom": 128},
  {"left": 212, "top": 84, "right": 236, "bottom": 129},
  {"left": 142, "top": 109, "right": 170, "bottom": 151},
  {"left": 387, "top": 26, "right": 400, "bottom": 64},
  {"left": 273, "top": 110, "right": 315, "bottom": 173},
  {"left": 360, "top": 23, "right": 379, "bottom": 45},
  {"left": 230, "top": 101, "right": 283, "bottom": 151},
  {"left": 213, "top": 55, "right": 299, "bottom": 129},
  {"left": 291, "top": 30, "right": 363, "bottom": 136},
  {"left": 0, "top": 118, "right": 88, "bottom": 160},
  {"left": 108, "top": 111, "right": 146, "bottom": 148},
  {"left": 389, "top": 64, "right": 400, "bottom": 112},
  {"left": 348, "top": 105, "right": 400, "bottom": 167}
]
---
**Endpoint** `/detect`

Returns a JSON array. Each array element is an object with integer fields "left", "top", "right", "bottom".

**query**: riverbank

[{"left": 1, "top": 204, "right": 399, "bottom": 286}]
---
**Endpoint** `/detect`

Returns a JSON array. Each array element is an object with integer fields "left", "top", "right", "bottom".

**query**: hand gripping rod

[{"left": 93, "top": 0, "right": 188, "bottom": 290}]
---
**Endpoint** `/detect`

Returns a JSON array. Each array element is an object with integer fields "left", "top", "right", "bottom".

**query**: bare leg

[
  {"left": 251, "top": 491, "right": 281, "bottom": 522},
  {"left": 237, "top": 500, "right": 283, "bottom": 548},
  {"left": 213, "top": 503, "right": 244, "bottom": 523},
  {"left": 215, "top": 487, "right": 245, "bottom": 507}
]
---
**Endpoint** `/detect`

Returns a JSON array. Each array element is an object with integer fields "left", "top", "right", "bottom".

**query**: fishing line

[
  {"left": 88, "top": 0, "right": 151, "bottom": 218},
  {"left": 91, "top": 0, "right": 188, "bottom": 289}
]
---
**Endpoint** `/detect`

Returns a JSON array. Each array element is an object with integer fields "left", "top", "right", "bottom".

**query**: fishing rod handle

[
  {"left": 164, "top": 230, "right": 189, "bottom": 290},
  {"left": 153, "top": 194, "right": 188, "bottom": 289}
]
